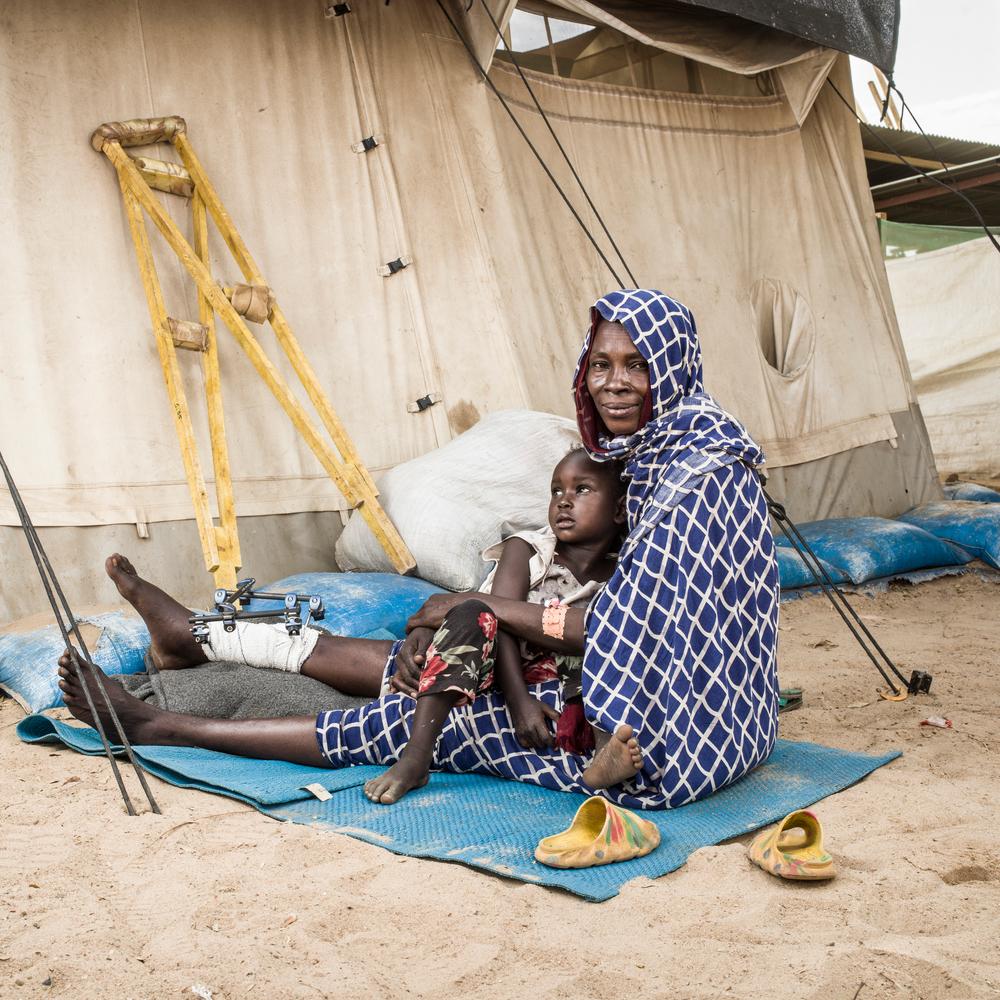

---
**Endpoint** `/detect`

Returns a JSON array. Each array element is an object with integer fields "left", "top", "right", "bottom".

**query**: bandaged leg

[{"left": 202, "top": 621, "right": 320, "bottom": 673}]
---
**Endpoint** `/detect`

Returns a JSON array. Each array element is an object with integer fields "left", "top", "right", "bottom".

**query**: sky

[{"left": 850, "top": 0, "right": 1000, "bottom": 144}]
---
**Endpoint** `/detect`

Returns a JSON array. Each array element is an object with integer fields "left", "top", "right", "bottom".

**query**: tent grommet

[
  {"left": 352, "top": 134, "right": 383, "bottom": 154},
  {"left": 407, "top": 392, "right": 441, "bottom": 414},
  {"left": 378, "top": 254, "right": 412, "bottom": 277}
]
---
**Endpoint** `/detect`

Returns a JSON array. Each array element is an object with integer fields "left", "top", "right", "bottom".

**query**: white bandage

[{"left": 203, "top": 621, "right": 320, "bottom": 673}]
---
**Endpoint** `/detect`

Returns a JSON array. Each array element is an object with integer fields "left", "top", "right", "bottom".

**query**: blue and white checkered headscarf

[
  {"left": 573, "top": 289, "right": 779, "bottom": 809},
  {"left": 574, "top": 288, "right": 765, "bottom": 555}
]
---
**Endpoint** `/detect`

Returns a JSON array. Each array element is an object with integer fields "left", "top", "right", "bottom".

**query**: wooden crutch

[{"left": 91, "top": 116, "right": 415, "bottom": 585}]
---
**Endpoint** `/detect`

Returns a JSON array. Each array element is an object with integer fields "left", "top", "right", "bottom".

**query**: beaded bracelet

[{"left": 541, "top": 602, "right": 567, "bottom": 640}]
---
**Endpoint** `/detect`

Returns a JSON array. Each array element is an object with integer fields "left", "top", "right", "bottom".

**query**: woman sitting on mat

[
  {"left": 59, "top": 288, "right": 779, "bottom": 809},
  {"left": 61, "top": 447, "right": 635, "bottom": 805}
]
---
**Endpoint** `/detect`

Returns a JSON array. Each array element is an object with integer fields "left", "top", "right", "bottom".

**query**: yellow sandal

[
  {"left": 747, "top": 810, "right": 836, "bottom": 881},
  {"left": 535, "top": 796, "right": 661, "bottom": 869}
]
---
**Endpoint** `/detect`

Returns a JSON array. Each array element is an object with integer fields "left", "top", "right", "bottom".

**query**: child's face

[{"left": 548, "top": 451, "right": 624, "bottom": 546}]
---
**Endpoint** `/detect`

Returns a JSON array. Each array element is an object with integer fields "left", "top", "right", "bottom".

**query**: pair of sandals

[{"left": 535, "top": 799, "right": 835, "bottom": 882}]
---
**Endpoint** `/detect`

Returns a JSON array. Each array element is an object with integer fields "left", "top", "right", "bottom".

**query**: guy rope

[{"left": 90, "top": 115, "right": 415, "bottom": 588}]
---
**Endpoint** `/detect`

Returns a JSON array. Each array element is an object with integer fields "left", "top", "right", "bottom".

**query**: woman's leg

[
  {"left": 428, "top": 686, "right": 641, "bottom": 795},
  {"left": 58, "top": 653, "right": 327, "bottom": 767},
  {"left": 60, "top": 653, "right": 644, "bottom": 798},
  {"left": 104, "top": 553, "right": 389, "bottom": 697}
]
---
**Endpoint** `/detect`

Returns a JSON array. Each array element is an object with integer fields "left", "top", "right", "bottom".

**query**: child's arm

[{"left": 490, "top": 538, "right": 560, "bottom": 750}]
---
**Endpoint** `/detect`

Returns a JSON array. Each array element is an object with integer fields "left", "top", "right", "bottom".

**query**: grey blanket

[{"left": 118, "top": 653, "right": 369, "bottom": 720}]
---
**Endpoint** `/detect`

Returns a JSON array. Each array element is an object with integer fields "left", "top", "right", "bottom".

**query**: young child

[
  {"left": 88, "top": 447, "right": 630, "bottom": 807},
  {"left": 362, "top": 446, "right": 626, "bottom": 803}
]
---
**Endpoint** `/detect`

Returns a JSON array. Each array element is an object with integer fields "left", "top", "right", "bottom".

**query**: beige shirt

[{"left": 480, "top": 527, "right": 602, "bottom": 609}]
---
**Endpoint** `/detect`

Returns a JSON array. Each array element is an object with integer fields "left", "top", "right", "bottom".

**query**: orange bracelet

[{"left": 541, "top": 602, "right": 567, "bottom": 640}]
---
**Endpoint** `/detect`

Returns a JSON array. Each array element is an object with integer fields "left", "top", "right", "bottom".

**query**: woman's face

[{"left": 585, "top": 319, "right": 650, "bottom": 436}]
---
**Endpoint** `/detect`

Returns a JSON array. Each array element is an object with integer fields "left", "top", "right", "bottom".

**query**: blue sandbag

[
  {"left": 773, "top": 516, "right": 971, "bottom": 585},
  {"left": 239, "top": 572, "right": 443, "bottom": 640},
  {"left": 899, "top": 501, "right": 1000, "bottom": 570},
  {"left": 0, "top": 611, "right": 150, "bottom": 713},
  {"left": 774, "top": 545, "right": 849, "bottom": 590},
  {"left": 942, "top": 482, "right": 1000, "bottom": 504}
]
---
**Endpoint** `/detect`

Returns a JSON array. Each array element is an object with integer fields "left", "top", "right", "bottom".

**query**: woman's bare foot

[
  {"left": 105, "top": 553, "right": 207, "bottom": 670},
  {"left": 58, "top": 651, "right": 164, "bottom": 745},
  {"left": 581, "top": 724, "right": 643, "bottom": 789},
  {"left": 363, "top": 754, "right": 430, "bottom": 805}
]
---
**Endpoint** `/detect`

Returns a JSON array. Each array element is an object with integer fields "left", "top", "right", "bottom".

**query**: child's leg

[
  {"left": 362, "top": 690, "right": 460, "bottom": 803},
  {"left": 363, "top": 599, "right": 498, "bottom": 804}
]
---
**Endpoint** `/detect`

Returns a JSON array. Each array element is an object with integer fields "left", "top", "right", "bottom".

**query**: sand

[{"left": 1, "top": 574, "right": 998, "bottom": 999}]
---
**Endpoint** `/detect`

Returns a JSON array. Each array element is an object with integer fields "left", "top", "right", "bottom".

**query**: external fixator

[{"left": 188, "top": 577, "right": 325, "bottom": 644}]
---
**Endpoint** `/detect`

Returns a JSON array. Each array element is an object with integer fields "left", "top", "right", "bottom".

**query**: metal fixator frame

[
  {"left": 91, "top": 115, "right": 416, "bottom": 588},
  {"left": 188, "top": 578, "right": 326, "bottom": 644}
]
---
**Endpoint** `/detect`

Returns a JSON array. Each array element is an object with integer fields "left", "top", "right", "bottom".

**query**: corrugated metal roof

[{"left": 862, "top": 124, "right": 1000, "bottom": 226}]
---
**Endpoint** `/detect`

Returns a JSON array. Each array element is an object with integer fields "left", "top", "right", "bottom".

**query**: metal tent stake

[
  {"left": 1, "top": 449, "right": 161, "bottom": 815},
  {"left": 764, "top": 486, "right": 931, "bottom": 701}
]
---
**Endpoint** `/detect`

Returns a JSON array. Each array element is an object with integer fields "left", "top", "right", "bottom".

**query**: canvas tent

[
  {"left": 0, "top": 0, "right": 937, "bottom": 622},
  {"left": 885, "top": 233, "right": 1000, "bottom": 480}
]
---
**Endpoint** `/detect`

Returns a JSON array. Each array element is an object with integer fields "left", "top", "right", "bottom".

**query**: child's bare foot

[
  {"left": 581, "top": 724, "right": 643, "bottom": 789},
  {"left": 364, "top": 755, "right": 430, "bottom": 805},
  {"left": 105, "top": 553, "right": 207, "bottom": 670},
  {"left": 57, "top": 651, "right": 163, "bottom": 745}
]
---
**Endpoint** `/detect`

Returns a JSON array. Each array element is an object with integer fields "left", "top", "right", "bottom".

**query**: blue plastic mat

[{"left": 18, "top": 714, "right": 898, "bottom": 901}]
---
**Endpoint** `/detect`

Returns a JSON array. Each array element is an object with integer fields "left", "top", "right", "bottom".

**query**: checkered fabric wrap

[
  {"left": 316, "top": 656, "right": 593, "bottom": 794},
  {"left": 575, "top": 289, "right": 779, "bottom": 808}
]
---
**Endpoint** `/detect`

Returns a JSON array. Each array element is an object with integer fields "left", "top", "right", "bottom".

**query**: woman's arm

[{"left": 408, "top": 592, "right": 586, "bottom": 656}]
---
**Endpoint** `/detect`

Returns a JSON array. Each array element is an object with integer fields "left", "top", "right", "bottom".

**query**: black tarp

[{"left": 675, "top": 0, "right": 900, "bottom": 72}]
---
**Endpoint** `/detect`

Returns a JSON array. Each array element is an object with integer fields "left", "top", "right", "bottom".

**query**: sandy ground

[{"left": 1, "top": 574, "right": 999, "bottom": 1000}]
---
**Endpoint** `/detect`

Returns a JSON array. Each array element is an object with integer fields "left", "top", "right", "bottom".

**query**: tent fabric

[
  {"left": 477, "top": 0, "right": 838, "bottom": 122},
  {"left": 514, "top": 0, "right": 822, "bottom": 74},
  {"left": 673, "top": 0, "right": 899, "bottom": 74},
  {"left": 1, "top": 1, "right": 933, "bottom": 539},
  {"left": 886, "top": 237, "right": 1000, "bottom": 478}
]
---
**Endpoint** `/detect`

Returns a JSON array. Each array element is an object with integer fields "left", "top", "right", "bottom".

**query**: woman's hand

[
  {"left": 509, "top": 696, "right": 561, "bottom": 750},
  {"left": 390, "top": 627, "right": 434, "bottom": 697},
  {"left": 406, "top": 592, "right": 481, "bottom": 632}
]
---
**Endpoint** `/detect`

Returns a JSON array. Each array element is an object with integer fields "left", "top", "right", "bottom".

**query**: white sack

[{"left": 335, "top": 411, "right": 580, "bottom": 591}]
